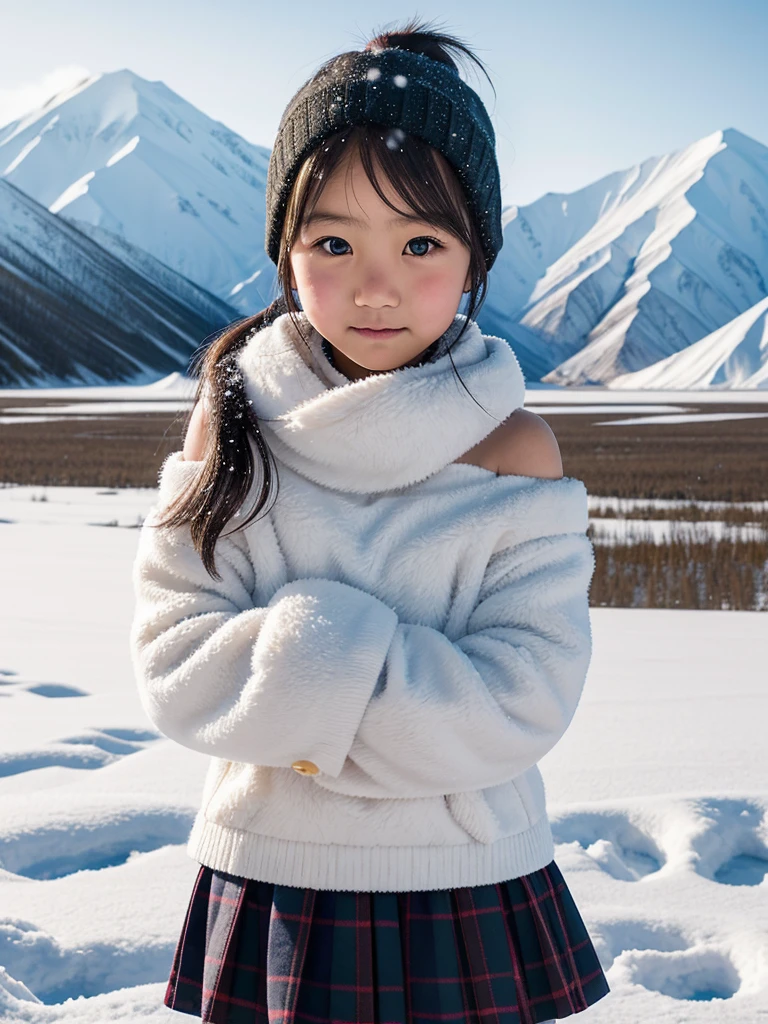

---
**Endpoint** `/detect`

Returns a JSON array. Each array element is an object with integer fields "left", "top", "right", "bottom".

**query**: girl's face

[{"left": 289, "top": 146, "right": 472, "bottom": 381}]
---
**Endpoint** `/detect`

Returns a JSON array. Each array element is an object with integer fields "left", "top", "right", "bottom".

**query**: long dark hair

[{"left": 153, "top": 16, "right": 500, "bottom": 580}]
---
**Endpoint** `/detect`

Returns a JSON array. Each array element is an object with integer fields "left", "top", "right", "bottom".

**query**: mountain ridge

[{"left": 1, "top": 69, "right": 766, "bottom": 389}]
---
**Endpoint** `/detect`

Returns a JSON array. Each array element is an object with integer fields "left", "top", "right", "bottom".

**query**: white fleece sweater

[{"left": 129, "top": 311, "right": 595, "bottom": 893}]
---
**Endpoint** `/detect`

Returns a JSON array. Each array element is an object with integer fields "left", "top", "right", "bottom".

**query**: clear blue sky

[{"left": 1, "top": 0, "right": 765, "bottom": 207}]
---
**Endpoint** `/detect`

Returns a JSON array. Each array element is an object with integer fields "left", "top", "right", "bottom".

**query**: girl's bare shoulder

[
  {"left": 454, "top": 409, "right": 563, "bottom": 480},
  {"left": 182, "top": 395, "right": 210, "bottom": 462}
]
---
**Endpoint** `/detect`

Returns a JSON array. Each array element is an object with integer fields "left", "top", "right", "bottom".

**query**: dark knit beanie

[{"left": 265, "top": 46, "right": 503, "bottom": 271}]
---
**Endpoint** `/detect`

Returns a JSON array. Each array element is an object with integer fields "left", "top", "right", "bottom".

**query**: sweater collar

[{"left": 236, "top": 311, "right": 526, "bottom": 494}]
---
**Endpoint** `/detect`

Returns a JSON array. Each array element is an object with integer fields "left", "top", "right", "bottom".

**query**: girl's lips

[{"left": 352, "top": 327, "right": 405, "bottom": 339}]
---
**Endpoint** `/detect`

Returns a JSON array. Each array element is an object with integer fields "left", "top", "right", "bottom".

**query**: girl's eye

[
  {"left": 406, "top": 236, "right": 442, "bottom": 257},
  {"left": 313, "top": 236, "right": 444, "bottom": 258},
  {"left": 317, "top": 236, "right": 351, "bottom": 256}
]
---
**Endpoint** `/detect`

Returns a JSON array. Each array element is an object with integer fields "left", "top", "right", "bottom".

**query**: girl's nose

[{"left": 354, "top": 269, "right": 400, "bottom": 308}]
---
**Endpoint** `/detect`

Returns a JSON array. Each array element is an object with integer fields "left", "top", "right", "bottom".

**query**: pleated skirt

[{"left": 164, "top": 859, "right": 610, "bottom": 1023}]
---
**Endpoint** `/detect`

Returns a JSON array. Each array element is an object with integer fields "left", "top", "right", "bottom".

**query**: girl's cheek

[
  {"left": 413, "top": 270, "right": 460, "bottom": 305},
  {"left": 302, "top": 259, "right": 340, "bottom": 288},
  {"left": 303, "top": 270, "right": 340, "bottom": 304}
]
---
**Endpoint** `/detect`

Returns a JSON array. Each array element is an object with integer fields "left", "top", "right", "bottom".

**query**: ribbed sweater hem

[{"left": 186, "top": 813, "right": 555, "bottom": 892}]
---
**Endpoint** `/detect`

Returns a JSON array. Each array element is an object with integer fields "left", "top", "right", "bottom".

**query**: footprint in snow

[
  {"left": 594, "top": 920, "right": 753, "bottom": 1002},
  {"left": 689, "top": 797, "right": 768, "bottom": 887},
  {"left": 0, "top": 670, "right": 20, "bottom": 697},
  {"left": 615, "top": 942, "right": 742, "bottom": 1003},
  {"left": 596, "top": 918, "right": 688, "bottom": 972},
  {"left": 0, "top": 727, "right": 162, "bottom": 779},
  {"left": 552, "top": 809, "right": 664, "bottom": 880},
  {"left": 0, "top": 669, "right": 88, "bottom": 698},
  {"left": 0, "top": 806, "right": 193, "bottom": 881},
  {"left": 24, "top": 683, "right": 89, "bottom": 698},
  {"left": 0, "top": 916, "right": 178, "bottom": 1004}
]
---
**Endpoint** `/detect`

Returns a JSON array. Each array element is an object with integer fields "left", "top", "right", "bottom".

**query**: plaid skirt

[{"left": 164, "top": 859, "right": 610, "bottom": 1023}]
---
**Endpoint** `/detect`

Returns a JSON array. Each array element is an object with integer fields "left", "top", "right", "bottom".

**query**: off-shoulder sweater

[{"left": 129, "top": 310, "right": 595, "bottom": 893}]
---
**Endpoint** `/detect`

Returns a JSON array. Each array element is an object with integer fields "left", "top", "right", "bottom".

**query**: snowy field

[{"left": 1, "top": 381, "right": 766, "bottom": 1022}]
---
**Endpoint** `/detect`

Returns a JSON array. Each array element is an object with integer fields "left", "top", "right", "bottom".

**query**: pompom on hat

[{"left": 264, "top": 43, "right": 503, "bottom": 271}]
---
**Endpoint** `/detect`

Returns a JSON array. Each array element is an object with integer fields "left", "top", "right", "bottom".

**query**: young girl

[{"left": 130, "top": 19, "right": 611, "bottom": 1024}]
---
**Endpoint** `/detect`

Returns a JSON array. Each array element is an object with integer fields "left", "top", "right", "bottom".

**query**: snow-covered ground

[
  {"left": 1, "top": 379, "right": 766, "bottom": 1021},
  {"left": 1, "top": 483, "right": 766, "bottom": 1023}
]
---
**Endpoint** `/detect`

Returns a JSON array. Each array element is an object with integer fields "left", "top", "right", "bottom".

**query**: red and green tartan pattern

[{"left": 164, "top": 859, "right": 610, "bottom": 1023}]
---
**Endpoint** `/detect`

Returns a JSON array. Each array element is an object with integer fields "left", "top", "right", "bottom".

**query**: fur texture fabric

[{"left": 129, "top": 312, "right": 596, "bottom": 892}]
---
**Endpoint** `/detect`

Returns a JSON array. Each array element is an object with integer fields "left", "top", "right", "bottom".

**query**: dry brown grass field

[{"left": 1, "top": 395, "right": 767, "bottom": 610}]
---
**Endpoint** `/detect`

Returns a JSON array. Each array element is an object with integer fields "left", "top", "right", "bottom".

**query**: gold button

[{"left": 291, "top": 759, "right": 319, "bottom": 775}]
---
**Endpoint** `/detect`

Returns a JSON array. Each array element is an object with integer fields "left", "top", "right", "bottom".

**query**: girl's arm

[
  {"left": 131, "top": 454, "right": 593, "bottom": 799},
  {"left": 309, "top": 523, "right": 595, "bottom": 799},
  {"left": 130, "top": 454, "right": 399, "bottom": 777}
]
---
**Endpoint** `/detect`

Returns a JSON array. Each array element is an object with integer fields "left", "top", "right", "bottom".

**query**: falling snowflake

[
  {"left": 385, "top": 127, "right": 406, "bottom": 151},
  {"left": 393, "top": 74, "right": 408, "bottom": 88},
  {"left": 366, "top": 67, "right": 381, "bottom": 81}
]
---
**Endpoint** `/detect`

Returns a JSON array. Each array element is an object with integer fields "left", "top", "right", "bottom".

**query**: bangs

[{"left": 280, "top": 124, "right": 476, "bottom": 261}]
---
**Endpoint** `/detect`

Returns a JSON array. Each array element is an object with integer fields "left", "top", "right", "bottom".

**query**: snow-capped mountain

[
  {"left": 0, "top": 176, "right": 236, "bottom": 386},
  {"left": 483, "top": 128, "right": 768, "bottom": 388},
  {"left": 607, "top": 294, "right": 768, "bottom": 390},
  {"left": 1, "top": 66, "right": 767, "bottom": 388},
  {"left": 0, "top": 69, "right": 276, "bottom": 316}
]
